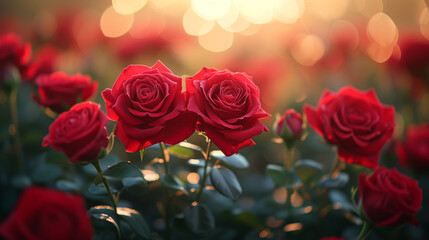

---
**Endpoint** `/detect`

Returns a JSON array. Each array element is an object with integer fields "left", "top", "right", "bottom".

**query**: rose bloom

[
  {"left": 43, "top": 102, "right": 109, "bottom": 163},
  {"left": 32, "top": 71, "right": 98, "bottom": 113},
  {"left": 0, "top": 33, "right": 31, "bottom": 79},
  {"left": 275, "top": 109, "right": 303, "bottom": 148},
  {"left": 23, "top": 45, "right": 59, "bottom": 81},
  {"left": 304, "top": 87, "right": 395, "bottom": 169},
  {"left": 359, "top": 168, "right": 422, "bottom": 227},
  {"left": 397, "top": 124, "right": 429, "bottom": 172},
  {"left": 186, "top": 68, "right": 270, "bottom": 156},
  {"left": 0, "top": 186, "right": 93, "bottom": 240},
  {"left": 102, "top": 61, "right": 196, "bottom": 152}
]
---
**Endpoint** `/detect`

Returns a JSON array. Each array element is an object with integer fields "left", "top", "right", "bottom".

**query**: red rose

[
  {"left": 23, "top": 45, "right": 59, "bottom": 81},
  {"left": 102, "top": 61, "right": 196, "bottom": 152},
  {"left": 0, "top": 186, "right": 93, "bottom": 240},
  {"left": 397, "top": 124, "right": 429, "bottom": 172},
  {"left": 0, "top": 33, "right": 31, "bottom": 71},
  {"left": 43, "top": 102, "right": 108, "bottom": 163},
  {"left": 358, "top": 168, "right": 422, "bottom": 227},
  {"left": 32, "top": 71, "right": 98, "bottom": 113},
  {"left": 304, "top": 87, "right": 395, "bottom": 169},
  {"left": 186, "top": 68, "right": 270, "bottom": 156},
  {"left": 275, "top": 109, "right": 303, "bottom": 148}
]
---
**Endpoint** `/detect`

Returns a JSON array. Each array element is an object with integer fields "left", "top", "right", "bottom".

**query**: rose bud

[
  {"left": 0, "top": 186, "right": 93, "bottom": 240},
  {"left": 43, "top": 102, "right": 109, "bottom": 163},
  {"left": 102, "top": 61, "right": 197, "bottom": 152},
  {"left": 397, "top": 124, "right": 429, "bottom": 173},
  {"left": 32, "top": 72, "right": 98, "bottom": 113},
  {"left": 274, "top": 109, "right": 303, "bottom": 148},
  {"left": 359, "top": 168, "right": 422, "bottom": 227},
  {"left": 186, "top": 67, "right": 270, "bottom": 156},
  {"left": 304, "top": 87, "right": 395, "bottom": 169}
]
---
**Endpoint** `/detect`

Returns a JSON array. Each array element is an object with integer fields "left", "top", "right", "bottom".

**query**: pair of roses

[{"left": 102, "top": 61, "right": 269, "bottom": 156}]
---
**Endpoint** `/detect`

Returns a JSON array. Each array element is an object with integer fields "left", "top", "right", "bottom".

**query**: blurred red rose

[
  {"left": 186, "top": 68, "right": 270, "bottom": 156},
  {"left": 43, "top": 102, "right": 108, "bottom": 163},
  {"left": 359, "top": 168, "right": 422, "bottom": 227},
  {"left": 102, "top": 61, "right": 196, "bottom": 152},
  {"left": 0, "top": 186, "right": 93, "bottom": 240},
  {"left": 275, "top": 109, "right": 303, "bottom": 148},
  {"left": 304, "top": 87, "right": 395, "bottom": 169},
  {"left": 0, "top": 33, "right": 31, "bottom": 77},
  {"left": 397, "top": 124, "right": 429, "bottom": 172},
  {"left": 23, "top": 45, "right": 59, "bottom": 81},
  {"left": 32, "top": 71, "right": 98, "bottom": 113},
  {"left": 225, "top": 56, "right": 287, "bottom": 112}
]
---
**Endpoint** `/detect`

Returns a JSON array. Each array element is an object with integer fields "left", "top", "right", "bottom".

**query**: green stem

[
  {"left": 160, "top": 142, "right": 169, "bottom": 175},
  {"left": 358, "top": 221, "right": 373, "bottom": 240},
  {"left": 159, "top": 142, "right": 172, "bottom": 240},
  {"left": 196, "top": 140, "right": 212, "bottom": 202},
  {"left": 92, "top": 159, "right": 117, "bottom": 211},
  {"left": 284, "top": 147, "right": 295, "bottom": 170},
  {"left": 9, "top": 88, "right": 24, "bottom": 172}
]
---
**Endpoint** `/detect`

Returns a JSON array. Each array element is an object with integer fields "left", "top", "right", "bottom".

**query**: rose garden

[{"left": 1, "top": 1, "right": 429, "bottom": 240}]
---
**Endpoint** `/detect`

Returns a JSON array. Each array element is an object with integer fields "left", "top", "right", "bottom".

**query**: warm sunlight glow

[
  {"left": 112, "top": 0, "right": 148, "bottom": 15},
  {"left": 100, "top": 6, "right": 134, "bottom": 38},
  {"left": 192, "top": 0, "right": 231, "bottom": 21},
  {"left": 199, "top": 24, "right": 234, "bottom": 52},
  {"left": 273, "top": 0, "right": 305, "bottom": 23},
  {"left": 239, "top": 0, "right": 274, "bottom": 24},
  {"left": 420, "top": 7, "right": 429, "bottom": 40},
  {"left": 183, "top": 8, "right": 215, "bottom": 36},
  {"left": 367, "top": 12, "right": 398, "bottom": 47},
  {"left": 142, "top": 169, "right": 160, "bottom": 182},
  {"left": 291, "top": 34, "right": 325, "bottom": 66}
]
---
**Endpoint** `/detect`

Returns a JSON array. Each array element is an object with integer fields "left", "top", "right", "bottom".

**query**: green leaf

[
  {"left": 293, "top": 159, "right": 324, "bottom": 185},
  {"left": 317, "top": 172, "right": 349, "bottom": 188},
  {"left": 88, "top": 183, "right": 118, "bottom": 196},
  {"left": 168, "top": 142, "right": 202, "bottom": 159},
  {"left": 31, "top": 163, "right": 63, "bottom": 183},
  {"left": 56, "top": 180, "right": 79, "bottom": 192},
  {"left": 11, "top": 174, "right": 31, "bottom": 189},
  {"left": 117, "top": 207, "right": 152, "bottom": 240},
  {"left": 106, "top": 131, "right": 115, "bottom": 155},
  {"left": 104, "top": 162, "right": 145, "bottom": 180},
  {"left": 210, "top": 150, "right": 249, "bottom": 169},
  {"left": 210, "top": 167, "right": 242, "bottom": 200},
  {"left": 266, "top": 164, "right": 302, "bottom": 189},
  {"left": 122, "top": 177, "right": 146, "bottom": 188},
  {"left": 89, "top": 205, "right": 121, "bottom": 238},
  {"left": 184, "top": 203, "right": 215, "bottom": 237},
  {"left": 160, "top": 174, "right": 188, "bottom": 194},
  {"left": 139, "top": 149, "right": 145, "bottom": 163}
]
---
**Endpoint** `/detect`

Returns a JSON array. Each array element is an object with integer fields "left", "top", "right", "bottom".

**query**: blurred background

[{"left": 2, "top": 0, "right": 429, "bottom": 239}]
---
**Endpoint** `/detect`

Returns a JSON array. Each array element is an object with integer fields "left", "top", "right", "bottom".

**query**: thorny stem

[
  {"left": 92, "top": 159, "right": 117, "bottom": 211},
  {"left": 160, "top": 142, "right": 172, "bottom": 240},
  {"left": 196, "top": 140, "right": 213, "bottom": 202}
]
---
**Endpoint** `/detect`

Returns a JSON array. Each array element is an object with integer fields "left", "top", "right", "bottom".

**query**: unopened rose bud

[{"left": 275, "top": 109, "right": 303, "bottom": 148}]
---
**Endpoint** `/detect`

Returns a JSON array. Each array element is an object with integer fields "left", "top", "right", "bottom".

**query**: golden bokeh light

[
  {"left": 355, "top": 0, "right": 383, "bottom": 18},
  {"left": 291, "top": 34, "right": 325, "bottom": 66},
  {"left": 239, "top": 0, "right": 274, "bottom": 24},
  {"left": 273, "top": 0, "right": 305, "bottom": 24},
  {"left": 142, "top": 169, "right": 160, "bottom": 182},
  {"left": 100, "top": 6, "right": 134, "bottom": 38},
  {"left": 420, "top": 7, "right": 429, "bottom": 40},
  {"left": 367, "top": 12, "right": 398, "bottom": 47},
  {"left": 112, "top": 0, "right": 148, "bottom": 15},
  {"left": 283, "top": 223, "right": 303, "bottom": 232},
  {"left": 198, "top": 24, "right": 234, "bottom": 52},
  {"left": 216, "top": 1, "right": 240, "bottom": 31},
  {"left": 187, "top": 172, "right": 200, "bottom": 184},
  {"left": 183, "top": 8, "right": 215, "bottom": 36},
  {"left": 192, "top": 0, "right": 231, "bottom": 21},
  {"left": 308, "top": 0, "right": 349, "bottom": 20}
]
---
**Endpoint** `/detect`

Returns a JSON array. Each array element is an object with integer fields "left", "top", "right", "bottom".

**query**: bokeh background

[{"left": 2, "top": 0, "right": 429, "bottom": 239}]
